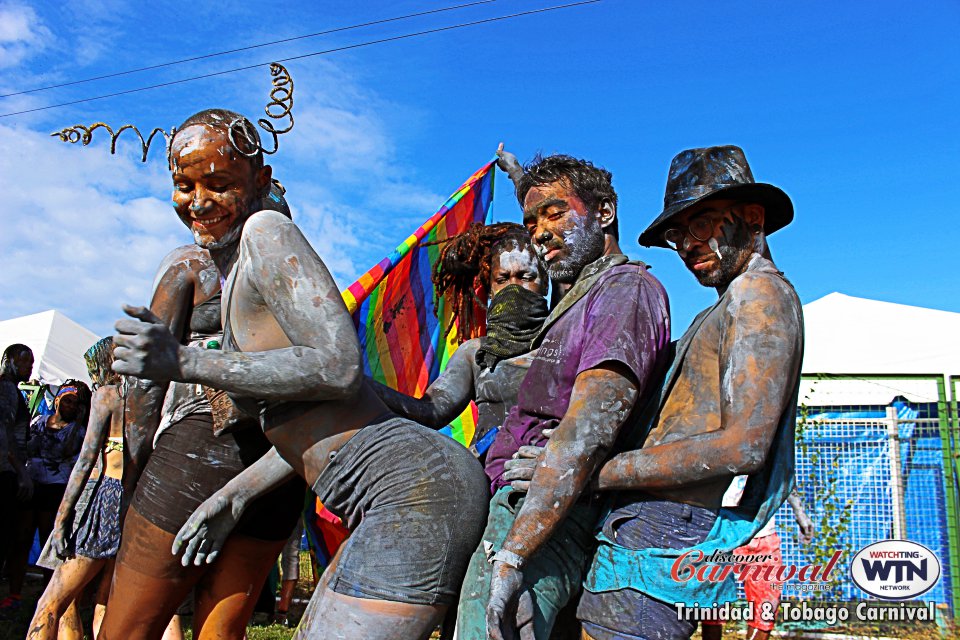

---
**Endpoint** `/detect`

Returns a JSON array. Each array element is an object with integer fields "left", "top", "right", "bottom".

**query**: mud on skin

[{"left": 114, "top": 121, "right": 485, "bottom": 640}]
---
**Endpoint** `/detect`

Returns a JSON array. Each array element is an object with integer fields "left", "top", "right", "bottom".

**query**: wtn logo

[
  {"left": 851, "top": 541, "right": 940, "bottom": 600},
  {"left": 861, "top": 558, "right": 927, "bottom": 582}
]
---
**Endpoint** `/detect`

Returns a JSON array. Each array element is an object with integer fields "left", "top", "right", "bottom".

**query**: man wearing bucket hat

[{"left": 571, "top": 145, "right": 805, "bottom": 639}]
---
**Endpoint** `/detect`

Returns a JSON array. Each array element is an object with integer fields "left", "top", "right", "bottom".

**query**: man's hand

[
  {"left": 172, "top": 493, "right": 243, "bottom": 567},
  {"left": 501, "top": 430, "right": 553, "bottom": 492},
  {"left": 16, "top": 469, "right": 33, "bottom": 502},
  {"left": 113, "top": 305, "right": 185, "bottom": 381},
  {"left": 486, "top": 561, "right": 534, "bottom": 640}
]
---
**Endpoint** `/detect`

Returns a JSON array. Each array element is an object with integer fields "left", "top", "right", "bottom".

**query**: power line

[
  {"left": 0, "top": 0, "right": 502, "bottom": 99},
  {"left": 0, "top": 0, "right": 602, "bottom": 120}
]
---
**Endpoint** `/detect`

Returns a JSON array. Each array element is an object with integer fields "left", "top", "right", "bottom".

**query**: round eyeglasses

[{"left": 663, "top": 216, "right": 715, "bottom": 251}]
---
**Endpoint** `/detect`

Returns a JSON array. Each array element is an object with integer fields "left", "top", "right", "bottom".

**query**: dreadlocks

[
  {"left": 433, "top": 222, "right": 534, "bottom": 344},
  {"left": 85, "top": 337, "right": 120, "bottom": 390}
]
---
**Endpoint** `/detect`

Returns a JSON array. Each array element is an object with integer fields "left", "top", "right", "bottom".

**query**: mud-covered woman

[
  {"left": 95, "top": 110, "right": 305, "bottom": 640},
  {"left": 28, "top": 338, "right": 180, "bottom": 640},
  {"left": 110, "top": 107, "right": 490, "bottom": 640}
]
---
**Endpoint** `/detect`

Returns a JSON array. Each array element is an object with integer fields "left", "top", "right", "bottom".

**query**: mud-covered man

[
  {"left": 575, "top": 146, "right": 804, "bottom": 640},
  {"left": 463, "top": 155, "right": 671, "bottom": 640}
]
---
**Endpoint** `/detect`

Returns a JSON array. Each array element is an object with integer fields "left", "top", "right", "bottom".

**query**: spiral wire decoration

[
  {"left": 50, "top": 122, "right": 174, "bottom": 163},
  {"left": 229, "top": 63, "right": 294, "bottom": 157},
  {"left": 50, "top": 63, "right": 295, "bottom": 161}
]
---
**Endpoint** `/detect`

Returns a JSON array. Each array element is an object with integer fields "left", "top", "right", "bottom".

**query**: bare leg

[
  {"left": 276, "top": 579, "right": 296, "bottom": 619},
  {"left": 57, "top": 601, "right": 83, "bottom": 640},
  {"left": 295, "top": 545, "right": 446, "bottom": 640},
  {"left": 27, "top": 555, "right": 106, "bottom": 640},
  {"left": 161, "top": 615, "right": 184, "bottom": 640},
  {"left": 92, "top": 558, "right": 114, "bottom": 639},
  {"left": 99, "top": 508, "right": 206, "bottom": 640},
  {"left": 92, "top": 605, "right": 106, "bottom": 639},
  {"left": 191, "top": 535, "right": 287, "bottom": 640}
]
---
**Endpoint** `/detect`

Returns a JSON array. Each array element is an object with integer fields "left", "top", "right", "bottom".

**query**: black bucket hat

[{"left": 638, "top": 145, "right": 793, "bottom": 248}]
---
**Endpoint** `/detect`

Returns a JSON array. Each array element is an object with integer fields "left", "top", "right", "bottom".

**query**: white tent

[
  {"left": 0, "top": 310, "right": 99, "bottom": 385},
  {"left": 800, "top": 292, "right": 960, "bottom": 406}
]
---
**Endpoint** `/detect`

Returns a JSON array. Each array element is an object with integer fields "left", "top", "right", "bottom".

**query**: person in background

[
  {"left": 273, "top": 520, "right": 305, "bottom": 627},
  {"left": 0, "top": 344, "right": 35, "bottom": 618},
  {"left": 29, "top": 339, "right": 183, "bottom": 640},
  {"left": 3, "top": 381, "right": 88, "bottom": 619},
  {"left": 370, "top": 221, "right": 549, "bottom": 460},
  {"left": 701, "top": 485, "right": 815, "bottom": 640}
]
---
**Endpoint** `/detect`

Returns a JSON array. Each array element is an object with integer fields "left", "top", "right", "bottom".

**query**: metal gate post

[
  {"left": 936, "top": 376, "right": 960, "bottom": 619},
  {"left": 886, "top": 406, "right": 905, "bottom": 540}
]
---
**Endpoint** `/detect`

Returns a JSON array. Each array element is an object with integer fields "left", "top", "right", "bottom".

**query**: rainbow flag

[
  {"left": 304, "top": 160, "right": 496, "bottom": 570},
  {"left": 341, "top": 159, "right": 495, "bottom": 446}
]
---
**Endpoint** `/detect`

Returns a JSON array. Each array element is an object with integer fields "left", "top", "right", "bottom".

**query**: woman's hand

[
  {"left": 113, "top": 305, "right": 185, "bottom": 381},
  {"left": 52, "top": 518, "right": 72, "bottom": 558},
  {"left": 172, "top": 492, "right": 245, "bottom": 566}
]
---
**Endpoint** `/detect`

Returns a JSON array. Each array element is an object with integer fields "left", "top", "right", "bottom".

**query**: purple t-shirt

[{"left": 484, "top": 261, "right": 671, "bottom": 491}]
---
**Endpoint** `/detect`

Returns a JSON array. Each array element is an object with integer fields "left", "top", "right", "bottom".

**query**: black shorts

[
  {"left": 132, "top": 413, "right": 305, "bottom": 541},
  {"left": 305, "top": 415, "right": 489, "bottom": 608}
]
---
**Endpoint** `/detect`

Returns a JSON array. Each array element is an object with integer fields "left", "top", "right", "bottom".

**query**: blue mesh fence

[{"left": 765, "top": 391, "right": 954, "bottom": 613}]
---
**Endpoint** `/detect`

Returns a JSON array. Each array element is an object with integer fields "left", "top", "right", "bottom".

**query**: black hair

[
  {"left": 433, "top": 222, "right": 538, "bottom": 343},
  {"left": 172, "top": 108, "right": 265, "bottom": 173},
  {"left": 1, "top": 343, "right": 32, "bottom": 380},
  {"left": 516, "top": 154, "right": 619, "bottom": 240}
]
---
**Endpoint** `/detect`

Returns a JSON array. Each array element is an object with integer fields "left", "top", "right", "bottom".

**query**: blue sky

[{"left": 0, "top": 0, "right": 956, "bottom": 338}]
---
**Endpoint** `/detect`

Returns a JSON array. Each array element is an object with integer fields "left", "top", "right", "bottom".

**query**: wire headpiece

[{"left": 50, "top": 63, "right": 294, "bottom": 162}]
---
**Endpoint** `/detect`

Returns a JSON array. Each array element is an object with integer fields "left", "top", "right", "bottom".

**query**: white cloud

[
  {"left": 0, "top": 2, "right": 52, "bottom": 68},
  {"left": 0, "top": 51, "right": 463, "bottom": 345},
  {"left": 0, "top": 123, "right": 186, "bottom": 336}
]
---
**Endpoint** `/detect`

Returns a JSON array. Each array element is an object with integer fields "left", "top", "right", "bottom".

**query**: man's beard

[
  {"left": 690, "top": 219, "right": 754, "bottom": 287},
  {"left": 547, "top": 219, "right": 605, "bottom": 284}
]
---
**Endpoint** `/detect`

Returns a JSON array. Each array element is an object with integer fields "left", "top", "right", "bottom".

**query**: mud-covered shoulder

[
  {"left": 724, "top": 267, "right": 803, "bottom": 339},
  {"left": 727, "top": 267, "right": 799, "bottom": 308},
  {"left": 92, "top": 384, "right": 121, "bottom": 413},
  {"left": 151, "top": 243, "right": 215, "bottom": 297}
]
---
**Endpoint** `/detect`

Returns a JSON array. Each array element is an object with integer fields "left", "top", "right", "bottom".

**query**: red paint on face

[
  {"left": 169, "top": 125, "right": 261, "bottom": 248},
  {"left": 522, "top": 179, "right": 604, "bottom": 283}
]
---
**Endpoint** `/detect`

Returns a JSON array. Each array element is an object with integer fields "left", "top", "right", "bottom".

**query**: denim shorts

[
  {"left": 456, "top": 487, "right": 601, "bottom": 639},
  {"left": 578, "top": 494, "right": 717, "bottom": 640},
  {"left": 307, "top": 415, "right": 489, "bottom": 606}
]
